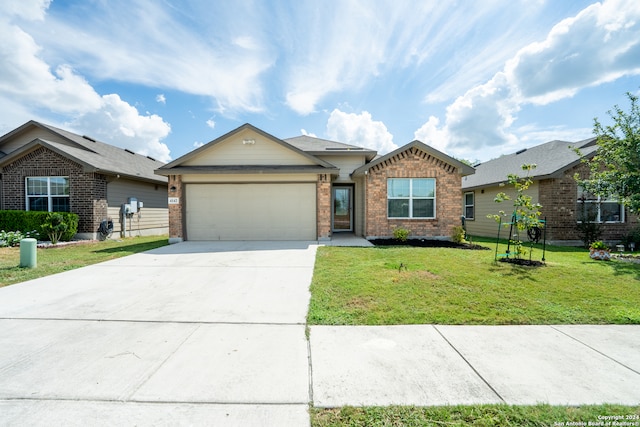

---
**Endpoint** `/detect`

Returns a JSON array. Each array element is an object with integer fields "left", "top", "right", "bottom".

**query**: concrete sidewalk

[{"left": 310, "top": 324, "right": 640, "bottom": 407}]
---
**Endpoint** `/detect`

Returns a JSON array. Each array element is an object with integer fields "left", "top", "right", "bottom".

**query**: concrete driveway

[
  {"left": 0, "top": 241, "right": 317, "bottom": 426},
  {"left": 2, "top": 240, "right": 639, "bottom": 426}
]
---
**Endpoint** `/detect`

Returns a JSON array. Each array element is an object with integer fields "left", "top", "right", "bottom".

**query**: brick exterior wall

[
  {"left": 317, "top": 174, "right": 331, "bottom": 240},
  {"left": 168, "top": 175, "right": 183, "bottom": 241},
  {"left": 365, "top": 146, "right": 463, "bottom": 238},
  {"left": 1, "top": 147, "right": 107, "bottom": 234},
  {"left": 538, "top": 163, "right": 638, "bottom": 243}
]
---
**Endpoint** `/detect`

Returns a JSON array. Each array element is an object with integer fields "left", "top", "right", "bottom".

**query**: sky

[{"left": 1, "top": 0, "right": 639, "bottom": 164}]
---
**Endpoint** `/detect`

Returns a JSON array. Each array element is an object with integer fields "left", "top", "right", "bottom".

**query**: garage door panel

[{"left": 186, "top": 184, "right": 316, "bottom": 240}]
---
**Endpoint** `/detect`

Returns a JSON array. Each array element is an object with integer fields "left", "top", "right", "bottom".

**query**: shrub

[
  {"left": 0, "top": 210, "right": 78, "bottom": 242},
  {"left": 0, "top": 230, "right": 40, "bottom": 247},
  {"left": 41, "top": 213, "right": 68, "bottom": 244},
  {"left": 451, "top": 225, "right": 466, "bottom": 244},
  {"left": 622, "top": 226, "right": 640, "bottom": 250},
  {"left": 590, "top": 240, "right": 609, "bottom": 250},
  {"left": 393, "top": 227, "right": 410, "bottom": 242}
]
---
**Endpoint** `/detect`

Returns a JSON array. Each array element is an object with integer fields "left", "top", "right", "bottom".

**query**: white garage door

[{"left": 186, "top": 183, "right": 317, "bottom": 240}]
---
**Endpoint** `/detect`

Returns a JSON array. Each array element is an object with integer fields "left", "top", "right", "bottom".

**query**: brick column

[
  {"left": 317, "top": 174, "right": 331, "bottom": 241},
  {"left": 168, "top": 175, "right": 184, "bottom": 243}
]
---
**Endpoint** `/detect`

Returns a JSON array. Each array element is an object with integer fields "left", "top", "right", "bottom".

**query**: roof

[
  {"left": 352, "top": 140, "right": 475, "bottom": 177},
  {"left": 156, "top": 123, "right": 340, "bottom": 175},
  {"left": 461, "top": 137, "right": 598, "bottom": 190},
  {"left": 284, "top": 135, "right": 377, "bottom": 161},
  {"left": 0, "top": 121, "right": 167, "bottom": 184}
]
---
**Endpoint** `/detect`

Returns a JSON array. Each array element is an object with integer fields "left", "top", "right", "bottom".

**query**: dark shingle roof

[
  {"left": 284, "top": 135, "right": 377, "bottom": 160},
  {"left": 462, "top": 138, "right": 598, "bottom": 189},
  {"left": 0, "top": 121, "right": 166, "bottom": 184}
]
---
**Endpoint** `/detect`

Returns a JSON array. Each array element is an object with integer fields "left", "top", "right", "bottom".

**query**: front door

[{"left": 332, "top": 186, "right": 353, "bottom": 232}]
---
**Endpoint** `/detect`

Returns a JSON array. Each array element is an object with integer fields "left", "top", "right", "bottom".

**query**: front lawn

[
  {"left": 0, "top": 236, "right": 169, "bottom": 287},
  {"left": 308, "top": 238, "right": 640, "bottom": 325},
  {"left": 311, "top": 404, "right": 640, "bottom": 427}
]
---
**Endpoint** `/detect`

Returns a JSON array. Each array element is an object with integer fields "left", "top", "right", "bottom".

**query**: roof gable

[
  {"left": 0, "top": 121, "right": 166, "bottom": 184},
  {"left": 182, "top": 127, "right": 318, "bottom": 167},
  {"left": 353, "top": 140, "right": 475, "bottom": 177},
  {"left": 461, "top": 137, "right": 598, "bottom": 189},
  {"left": 157, "top": 124, "right": 338, "bottom": 174}
]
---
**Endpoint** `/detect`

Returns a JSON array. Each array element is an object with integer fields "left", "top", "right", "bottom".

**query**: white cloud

[
  {"left": 415, "top": 0, "right": 640, "bottom": 161},
  {"left": 70, "top": 94, "right": 171, "bottom": 162},
  {"left": 193, "top": 141, "right": 205, "bottom": 148},
  {"left": 0, "top": 19, "right": 102, "bottom": 114},
  {"left": 301, "top": 129, "right": 317, "bottom": 138},
  {"left": 206, "top": 119, "right": 216, "bottom": 129},
  {"left": 34, "top": 0, "right": 274, "bottom": 115},
  {"left": 506, "top": 0, "right": 640, "bottom": 105},
  {"left": 0, "top": 2, "right": 173, "bottom": 162},
  {"left": 326, "top": 109, "right": 397, "bottom": 154},
  {"left": 156, "top": 94, "right": 166, "bottom": 104},
  {"left": 0, "top": 0, "right": 51, "bottom": 21}
]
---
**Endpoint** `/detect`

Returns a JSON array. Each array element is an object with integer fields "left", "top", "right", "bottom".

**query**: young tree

[
  {"left": 578, "top": 91, "right": 640, "bottom": 213},
  {"left": 489, "top": 164, "right": 544, "bottom": 258}
]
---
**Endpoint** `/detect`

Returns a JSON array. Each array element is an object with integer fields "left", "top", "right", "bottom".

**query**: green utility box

[{"left": 20, "top": 238, "right": 37, "bottom": 268}]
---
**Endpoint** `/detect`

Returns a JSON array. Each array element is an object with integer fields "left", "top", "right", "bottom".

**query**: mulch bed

[
  {"left": 498, "top": 257, "right": 545, "bottom": 267},
  {"left": 370, "top": 238, "right": 490, "bottom": 250}
]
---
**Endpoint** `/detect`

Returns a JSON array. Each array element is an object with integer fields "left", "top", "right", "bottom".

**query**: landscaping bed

[{"left": 370, "top": 238, "right": 489, "bottom": 250}]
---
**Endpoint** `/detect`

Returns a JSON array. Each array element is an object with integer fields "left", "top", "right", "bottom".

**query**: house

[
  {"left": 0, "top": 121, "right": 169, "bottom": 239},
  {"left": 155, "top": 123, "right": 474, "bottom": 243},
  {"left": 461, "top": 138, "right": 639, "bottom": 245}
]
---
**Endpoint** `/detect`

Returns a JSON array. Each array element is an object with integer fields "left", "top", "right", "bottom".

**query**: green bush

[
  {"left": 393, "top": 227, "right": 410, "bottom": 242},
  {"left": 0, "top": 210, "right": 78, "bottom": 242},
  {"left": 0, "top": 230, "right": 40, "bottom": 247},
  {"left": 451, "top": 225, "right": 466, "bottom": 243},
  {"left": 42, "top": 213, "right": 68, "bottom": 244}
]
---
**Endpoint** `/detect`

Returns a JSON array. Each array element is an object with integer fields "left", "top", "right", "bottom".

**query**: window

[
  {"left": 576, "top": 186, "right": 624, "bottom": 223},
  {"left": 464, "top": 192, "right": 474, "bottom": 220},
  {"left": 387, "top": 178, "right": 435, "bottom": 218},
  {"left": 26, "top": 177, "right": 70, "bottom": 212}
]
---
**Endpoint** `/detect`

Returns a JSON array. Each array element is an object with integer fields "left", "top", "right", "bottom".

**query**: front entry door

[{"left": 333, "top": 186, "right": 353, "bottom": 232}]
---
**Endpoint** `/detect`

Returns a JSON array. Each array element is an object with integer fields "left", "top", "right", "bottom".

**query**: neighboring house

[
  {"left": 0, "top": 120, "right": 168, "bottom": 239},
  {"left": 461, "top": 138, "right": 638, "bottom": 245},
  {"left": 155, "top": 123, "right": 474, "bottom": 242}
]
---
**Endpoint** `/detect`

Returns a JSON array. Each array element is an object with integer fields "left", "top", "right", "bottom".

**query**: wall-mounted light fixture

[
  {"left": 170, "top": 185, "right": 177, "bottom": 192},
  {"left": 242, "top": 139, "right": 256, "bottom": 145}
]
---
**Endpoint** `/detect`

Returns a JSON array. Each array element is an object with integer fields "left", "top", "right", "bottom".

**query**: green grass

[
  {"left": 0, "top": 236, "right": 169, "bottom": 287},
  {"left": 311, "top": 404, "right": 640, "bottom": 427},
  {"left": 308, "top": 237, "right": 640, "bottom": 325}
]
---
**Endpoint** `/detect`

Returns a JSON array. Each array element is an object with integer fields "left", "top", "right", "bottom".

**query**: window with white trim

[
  {"left": 576, "top": 186, "right": 624, "bottom": 223},
  {"left": 387, "top": 178, "right": 435, "bottom": 218},
  {"left": 464, "top": 192, "right": 474, "bottom": 220},
  {"left": 26, "top": 177, "right": 70, "bottom": 212}
]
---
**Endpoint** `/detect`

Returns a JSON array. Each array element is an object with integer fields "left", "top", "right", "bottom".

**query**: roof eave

[{"left": 155, "top": 165, "right": 339, "bottom": 176}]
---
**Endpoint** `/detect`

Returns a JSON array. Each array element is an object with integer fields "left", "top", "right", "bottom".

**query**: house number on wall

[{"left": 168, "top": 197, "right": 180, "bottom": 204}]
